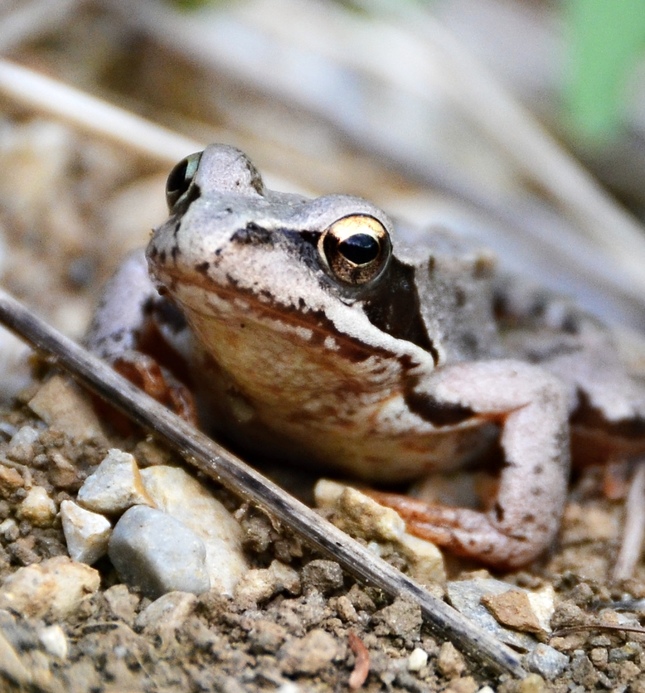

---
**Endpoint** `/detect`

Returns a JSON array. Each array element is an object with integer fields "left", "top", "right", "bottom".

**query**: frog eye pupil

[
  {"left": 338, "top": 233, "right": 380, "bottom": 265},
  {"left": 319, "top": 215, "right": 391, "bottom": 286}
]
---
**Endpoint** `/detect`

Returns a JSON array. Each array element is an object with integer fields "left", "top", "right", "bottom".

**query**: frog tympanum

[{"left": 87, "top": 145, "right": 645, "bottom": 569}]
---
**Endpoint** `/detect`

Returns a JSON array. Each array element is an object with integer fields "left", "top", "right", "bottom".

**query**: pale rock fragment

[
  {"left": 7, "top": 425, "right": 40, "bottom": 461},
  {"left": 481, "top": 590, "right": 543, "bottom": 634},
  {"left": 525, "top": 585, "right": 556, "bottom": 634},
  {"left": 314, "top": 479, "right": 446, "bottom": 584},
  {"left": 60, "top": 500, "right": 112, "bottom": 565},
  {"left": 234, "top": 560, "right": 300, "bottom": 608},
  {"left": 17, "top": 486, "right": 56, "bottom": 527},
  {"left": 269, "top": 559, "right": 301, "bottom": 595},
  {"left": 108, "top": 505, "right": 210, "bottom": 599},
  {"left": 278, "top": 628, "right": 339, "bottom": 675},
  {"left": 77, "top": 449, "right": 153, "bottom": 515},
  {"left": 134, "top": 591, "right": 197, "bottom": 638},
  {"left": 517, "top": 673, "right": 548, "bottom": 692},
  {"left": 335, "top": 595, "right": 358, "bottom": 623},
  {"left": 102, "top": 584, "right": 139, "bottom": 625},
  {"left": 38, "top": 624, "right": 68, "bottom": 659},
  {"left": 315, "top": 480, "right": 405, "bottom": 541},
  {"left": 482, "top": 584, "right": 555, "bottom": 636},
  {"left": 48, "top": 452, "right": 79, "bottom": 490},
  {"left": 408, "top": 647, "right": 428, "bottom": 672},
  {"left": 0, "top": 519, "right": 18, "bottom": 542},
  {"left": 397, "top": 532, "right": 446, "bottom": 587},
  {"left": 436, "top": 641, "right": 466, "bottom": 678},
  {"left": 28, "top": 375, "right": 107, "bottom": 444},
  {"left": 0, "top": 556, "right": 99, "bottom": 619},
  {"left": 141, "top": 465, "right": 248, "bottom": 595}
]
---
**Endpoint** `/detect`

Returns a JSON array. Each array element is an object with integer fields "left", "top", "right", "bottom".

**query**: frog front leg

[
  {"left": 86, "top": 249, "right": 197, "bottom": 423},
  {"left": 374, "top": 360, "right": 570, "bottom": 568}
]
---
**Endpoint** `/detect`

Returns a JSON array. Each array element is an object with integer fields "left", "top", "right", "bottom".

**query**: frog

[{"left": 86, "top": 144, "right": 645, "bottom": 569}]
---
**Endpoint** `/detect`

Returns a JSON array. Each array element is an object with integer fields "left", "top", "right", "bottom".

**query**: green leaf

[{"left": 565, "top": 0, "right": 645, "bottom": 142}]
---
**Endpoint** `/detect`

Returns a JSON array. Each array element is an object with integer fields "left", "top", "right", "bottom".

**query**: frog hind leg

[
  {"left": 376, "top": 360, "right": 571, "bottom": 569},
  {"left": 86, "top": 249, "right": 198, "bottom": 425}
]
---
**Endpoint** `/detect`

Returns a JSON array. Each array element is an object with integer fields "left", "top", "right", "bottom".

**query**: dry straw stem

[{"left": 0, "top": 59, "right": 202, "bottom": 165}]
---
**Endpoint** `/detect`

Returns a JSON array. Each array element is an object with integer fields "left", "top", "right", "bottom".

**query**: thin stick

[
  {"left": 0, "top": 59, "right": 202, "bottom": 165},
  {"left": 0, "top": 288, "right": 526, "bottom": 678},
  {"left": 613, "top": 462, "right": 645, "bottom": 582}
]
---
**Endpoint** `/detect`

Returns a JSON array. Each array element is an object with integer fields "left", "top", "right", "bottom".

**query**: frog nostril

[{"left": 231, "top": 223, "right": 273, "bottom": 245}]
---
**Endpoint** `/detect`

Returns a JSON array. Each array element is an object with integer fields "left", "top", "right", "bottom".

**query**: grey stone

[
  {"left": 108, "top": 505, "right": 209, "bottom": 599},
  {"left": 140, "top": 466, "right": 247, "bottom": 595},
  {"left": 524, "top": 643, "right": 569, "bottom": 680}
]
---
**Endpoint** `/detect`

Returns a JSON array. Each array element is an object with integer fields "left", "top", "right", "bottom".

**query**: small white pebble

[
  {"left": 0, "top": 518, "right": 18, "bottom": 541},
  {"left": 9, "top": 425, "right": 39, "bottom": 449},
  {"left": 39, "top": 624, "right": 68, "bottom": 659},
  {"left": 408, "top": 647, "right": 428, "bottom": 672},
  {"left": 17, "top": 486, "right": 56, "bottom": 527},
  {"left": 477, "top": 687, "right": 496, "bottom": 693},
  {"left": 276, "top": 683, "right": 304, "bottom": 693},
  {"left": 60, "top": 500, "right": 112, "bottom": 565}
]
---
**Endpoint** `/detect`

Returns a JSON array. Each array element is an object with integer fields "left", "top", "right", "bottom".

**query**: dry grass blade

[
  {"left": 0, "top": 59, "right": 202, "bottom": 164},
  {"left": 0, "top": 288, "right": 527, "bottom": 678},
  {"left": 613, "top": 462, "right": 645, "bottom": 582},
  {"left": 552, "top": 623, "right": 645, "bottom": 637}
]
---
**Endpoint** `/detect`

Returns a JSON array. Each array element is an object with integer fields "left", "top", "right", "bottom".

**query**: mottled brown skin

[{"left": 87, "top": 145, "right": 645, "bottom": 568}]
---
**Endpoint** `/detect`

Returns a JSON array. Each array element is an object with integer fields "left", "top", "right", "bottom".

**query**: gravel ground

[{"left": 0, "top": 386, "right": 641, "bottom": 692}]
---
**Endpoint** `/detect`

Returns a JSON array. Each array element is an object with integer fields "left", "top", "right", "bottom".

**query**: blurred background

[{"left": 1, "top": 0, "right": 645, "bottom": 375}]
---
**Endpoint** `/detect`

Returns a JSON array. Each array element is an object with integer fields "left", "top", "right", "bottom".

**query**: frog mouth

[{"left": 154, "top": 263, "right": 421, "bottom": 369}]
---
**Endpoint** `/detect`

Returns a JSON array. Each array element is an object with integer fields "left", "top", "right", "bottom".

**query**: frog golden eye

[
  {"left": 319, "top": 215, "right": 391, "bottom": 286},
  {"left": 166, "top": 152, "right": 202, "bottom": 210}
]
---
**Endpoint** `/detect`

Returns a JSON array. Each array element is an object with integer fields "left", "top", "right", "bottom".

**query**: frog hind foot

[{"left": 365, "top": 491, "right": 547, "bottom": 569}]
